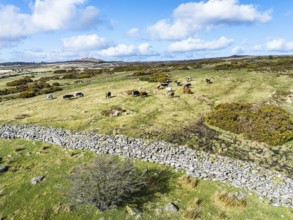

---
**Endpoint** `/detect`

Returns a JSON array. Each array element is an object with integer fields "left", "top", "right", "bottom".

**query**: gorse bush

[
  {"left": 206, "top": 103, "right": 293, "bottom": 145},
  {"left": 18, "top": 81, "right": 62, "bottom": 98},
  {"left": 6, "top": 77, "right": 33, "bottom": 86}
]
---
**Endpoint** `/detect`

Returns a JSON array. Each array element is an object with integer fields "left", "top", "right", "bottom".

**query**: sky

[{"left": 0, "top": 0, "right": 293, "bottom": 62}]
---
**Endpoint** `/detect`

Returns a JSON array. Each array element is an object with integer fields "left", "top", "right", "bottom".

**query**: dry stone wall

[{"left": 0, "top": 123, "right": 292, "bottom": 208}]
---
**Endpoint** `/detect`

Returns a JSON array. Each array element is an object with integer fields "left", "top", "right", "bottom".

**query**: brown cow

[
  {"left": 140, "top": 91, "right": 148, "bottom": 97},
  {"left": 126, "top": 90, "right": 134, "bottom": 95},
  {"left": 183, "top": 87, "right": 193, "bottom": 94}
]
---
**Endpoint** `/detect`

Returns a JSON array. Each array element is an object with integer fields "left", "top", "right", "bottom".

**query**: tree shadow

[{"left": 130, "top": 167, "right": 175, "bottom": 208}]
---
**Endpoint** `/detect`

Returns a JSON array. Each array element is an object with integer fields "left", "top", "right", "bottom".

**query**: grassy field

[
  {"left": 1, "top": 139, "right": 292, "bottom": 220},
  {"left": 0, "top": 56, "right": 293, "bottom": 219}
]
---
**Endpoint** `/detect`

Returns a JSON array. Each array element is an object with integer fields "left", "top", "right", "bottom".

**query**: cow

[
  {"left": 47, "top": 93, "right": 53, "bottom": 100},
  {"left": 105, "top": 91, "right": 111, "bottom": 98},
  {"left": 168, "top": 91, "right": 175, "bottom": 98},
  {"left": 126, "top": 90, "right": 134, "bottom": 95},
  {"left": 183, "top": 87, "right": 193, "bottom": 94},
  {"left": 157, "top": 83, "right": 169, "bottom": 89},
  {"left": 206, "top": 78, "right": 212, "bottom": 84},
  {"left": 183, "top": 83, "right": 191, "bottom": 88},
  {"left": 63, "top": 94, "right": 74, "bottom": 100},
  {"left": 74, "top": 92, "right": 84, "bottom": 97},
  {"left": 175, "top": 80, "right": 181, "bottom": 86},
  {"left": 140, "top": 91, "right": 148, "bottom": 97},
  {"left": 132, "top": 90, "right": 140, "bottom": 96},
  {"left": 165, "top": 87, "right": 173, "bottom": 93}
]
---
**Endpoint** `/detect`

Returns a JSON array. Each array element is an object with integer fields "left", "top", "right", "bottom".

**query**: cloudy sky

[{"left": 0, "top": 0, "right": 292, "bottom": 62}]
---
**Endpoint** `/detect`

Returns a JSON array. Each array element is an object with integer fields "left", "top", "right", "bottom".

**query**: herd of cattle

[{"left": 46, "top": 77, "right": 213, "bottom": 100}]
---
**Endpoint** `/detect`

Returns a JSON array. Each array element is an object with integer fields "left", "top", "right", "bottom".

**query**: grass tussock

[
  {"left": 178, "top": 175, "right": 198, "bottom": 189},
  {"left": 14, "top": 113, "right": 31, "bottom": 119},
  {"left": 215, "top": 191, "right": 247, "bottom": 208},
  {"left": 183, "top": 198, "right": 201, "bottom": 219},
  {"left": 100, "top": 106, "right": 126, "bottom": 117}
]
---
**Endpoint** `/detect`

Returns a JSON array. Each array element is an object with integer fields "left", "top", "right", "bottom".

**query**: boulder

[
  {"left": 0, "top": 165, "right": 8, "bottom": 173},
  {"left": 164, "top": 202, "right": 179, "bottom": 212},
  {"left": 32, "top": 176, "right": 45, "bottom": 185}
]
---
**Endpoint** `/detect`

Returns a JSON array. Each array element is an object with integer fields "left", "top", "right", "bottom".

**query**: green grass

[{"left": 1, "top": 139, "right": 293, "bottom": 220}]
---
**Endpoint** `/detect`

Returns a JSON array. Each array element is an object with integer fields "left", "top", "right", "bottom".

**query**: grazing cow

[
  {"left": 126, "top": 90, "right": 134, "bottom": 95},
  {"left": 157, "top": 83, "right": 169, "bottom": 89},
  {"left": 105, "top": 91, "right": 111, "bottom": 98},
  {"left": 63, "top": 94, "right": 74, "bottom": 100},
  {"left": 168, "top": 91, "right": 175, "bottom": 98},
  {"left": 183, "top": 83, "right": 191, "bottom": 88},
  {"left": 132, "top": 90, "right": 140, "bottom": 96},
  {"left": 165, "top": 87, "right": 173, "bottom": 92},
  {"left": 140, "top": 91, "right": 148, "bottom": 97},
  {"left": 206, "top": 78, "right": 212, "bottom": 84},
  {"left": 47, "top": 93, "right": 53, "bottom": 100},
  {"left": 183, "top": 87, "right": 193, "bottom": 94},
  {"left": 175, "top": 80, "right": 181, "bottom": 86},
  {"left": 187, "top": 76, "right": 192, "bottom": 82},
  {"left": 74, "top": 92, "right": 84, "bottom": 97}
]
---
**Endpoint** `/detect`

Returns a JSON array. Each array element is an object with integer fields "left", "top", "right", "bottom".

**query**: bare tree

[{"left": 67, "top": 156, "right": 147, "bottom": 211}]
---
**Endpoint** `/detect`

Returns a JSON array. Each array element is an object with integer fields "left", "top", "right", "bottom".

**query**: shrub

[
  {"left": 19, "top": 90, "right": 35, "bottom": 98},
  {"left": 148, "top": 73, "right": 170, "bottom": 83},
  {"left": 62, "top": 73, "right": 79, "bottom": 79},
  {"left": 6, "top": 77, "right": 33, "bottom": 86},
  {"left": 206, "top": 103, "right": 293, "bottom": 145},
  {"left": 67, "top": 156, "right": 147, "bottom": 211},
  {"left": 53, "top": 69, "right": 67, "bottom": 74}
]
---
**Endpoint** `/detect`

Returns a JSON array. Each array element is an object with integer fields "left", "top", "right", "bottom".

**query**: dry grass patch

[
  {"left": 215, "top": 191, "right": 247, "bottom": 208},
  {"left": 101, "top": 106, "right": 126, "bottom": 117},
  {"left": 14, "top": 113, "right": 31, "bottom": 119},
  {"left": 178, "top": 175, "right": 198, "bottom": 189},
  {"left": 183, "top": 198, "right": 201, "bottom": 219}
]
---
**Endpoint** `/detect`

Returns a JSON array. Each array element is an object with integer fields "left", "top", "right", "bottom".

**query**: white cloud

[
  {"left": 62, "top": 34, "right": 109, "bottom": 51},
  {"left": 137, "top": 43, "right": 158, "bottom": 55},
  {"left": 0, "top": 5, "right": 31, "bottom": 40},
  {"left": 266, "top": 39, "right": 293, "bottom": 51},
  {"left": 0, "top": 0, "right": 100, "bottom": 43},
  {"left": 98, "top": 43, "right": 159, "bottom": 58},
  {"left": 231, "top": 46, "right": 244, "bottom": 55},
  {"left": 127, "top": 28, "right": 139, "bottom": 37},
  {"left": 168, "top": 37, "right": 233, "bottom": 52},
  {"left": 253, "top": 44, "right": 262, "bottom": 51},
  {"left": 148, "top": 0, "right": 271, "bottom": 40},
  {"left": 99, "top": 44, "right": 135, "bottom": 57}
]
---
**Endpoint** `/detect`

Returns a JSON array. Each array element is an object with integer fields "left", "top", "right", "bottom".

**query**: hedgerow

[{"left": 206, "top": 103, "right": 293, "bottom": 145}]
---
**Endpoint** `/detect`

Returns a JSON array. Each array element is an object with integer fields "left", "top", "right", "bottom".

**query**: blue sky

[{"left": 0, "top": 0, "right": 293, "bottom": 62}]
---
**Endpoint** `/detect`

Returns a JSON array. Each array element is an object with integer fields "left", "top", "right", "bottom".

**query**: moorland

[{"left": 0, "top": 56, "right": 292, "bottom": 219}]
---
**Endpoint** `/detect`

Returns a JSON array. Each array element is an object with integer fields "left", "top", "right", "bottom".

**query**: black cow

[
  {"left": 74, "top": 92, "right": 84, "bottom": 97},
  {"left": 206, "top": 78, "right": 212, "bottom": 84},
  {"left": 132, "top": 90, "right": 140, "bottom": 96},
  {"left": 183, "top": 83, "right": 191, "bottom": 88},
  {"left": 106, "top": 91, "right": 111, "bottom": 98},
  {"left": 63, "top": 94, "right": 74, "bottom": 100}
]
